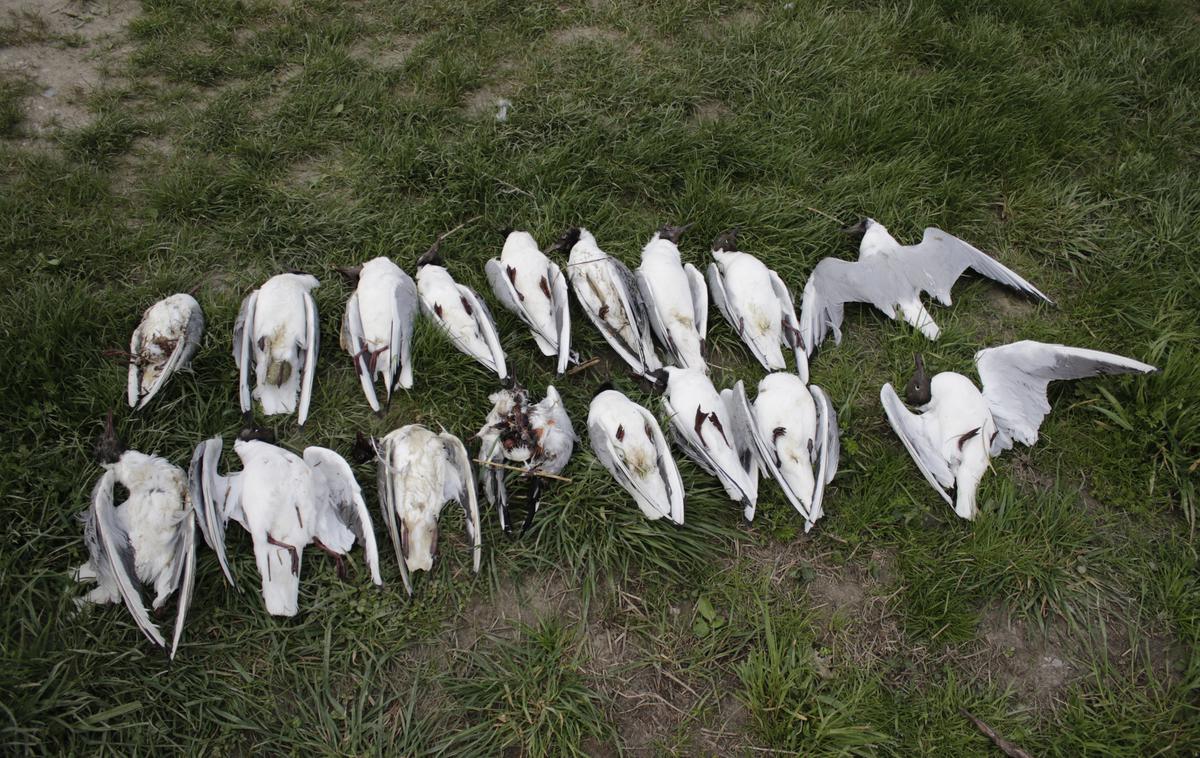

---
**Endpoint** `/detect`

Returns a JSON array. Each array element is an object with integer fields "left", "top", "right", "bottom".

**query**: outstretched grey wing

[
  {"left": 907, "top": 228, "right": 1053, "bottom": 307},
  {"left": 976, "top": 340, "right": 1156, "bottom": 454},
  {"left": 798, "top": 257, "right": 894, "bottom": 356}
]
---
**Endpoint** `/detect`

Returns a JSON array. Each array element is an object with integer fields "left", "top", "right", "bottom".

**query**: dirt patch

[
  {"left": 464, "top": 82, "right": 516, "bottom": 120},
  {"left": 972, "top": 604, "right": 1080, "bottom": 709},
  {"left": 983, "top": 285, "right": 1038, "bottom": 319},
  {"left": 350, "top": 33, "right": 421, "bottom": 69},
  {"left": 449, "top": 570, "right": 581, "bottom": 651},
  {"left": 0, "top": 0, "right": 138, "bottom": 140},
  {"left": 691, "top": 100, "right": 732, "bottom": 125},
  {"left": 550, "top": 25, "right": 623, "bottom": 46}
]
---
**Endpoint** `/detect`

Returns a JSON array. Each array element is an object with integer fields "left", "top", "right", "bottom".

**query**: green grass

[{"left": 2, "top": 0, "right": 1199, "bottom": 753}]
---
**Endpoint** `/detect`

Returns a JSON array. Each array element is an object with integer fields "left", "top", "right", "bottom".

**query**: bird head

[
  {"left": 401, "top": 518, "right": 438, "bottom": 573},
  {"left": 591, "top": 379, "right": 616, "bottom": 399},
  {"left": 334, "top": 264, "right": 362, "bottom": 285},
  {"left": 904, "top": 353, "right": 932, "bottom": 405},
  {"left": 94, "top": 411, "right": 125, "bottom": 465},
  {"left": 416, "top": 240, "right": 444, "bottom": 268},
  {"left": 711, "top": 227, "right": 740, "bottom": 253},
  {"left": 351, "top": 431, "right": 376, "bottom": 465},
  {"left": 237, "top": 412, "right": 277, "bottom": 444},
  {"left": 656, "top": 222, "right": 694, "bottom": 245},
  {"left": 840, "top": 218, "right": 873, "bottom": 244},
  {"left": 546, "top": 227, "right": 582, "bottom": 255}
]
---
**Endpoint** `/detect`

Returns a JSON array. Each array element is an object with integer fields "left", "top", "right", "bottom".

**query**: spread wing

[
  {"left": 798, "top": 257, "right": 895, "bottom": 356},
  {"left": 905, "top": 228, "right": 1053, "bottom": 307},
  {"left": 684, "top": 263, "right": 708, "bottom": 341},
  {"left": 233, "top": 290, "right": 259, "bottom": 414},
  {"left": 807, "top": 384, "right": 840, "bottom": 530},
  {"left": 87, "top": 470, "right": 166, "bottom": 650},
  {"left": 342, "top": 292, "right": 381, "bottom": 412},
  {"left": 880, "top": 383, "right": 953, "bottom": 504},
  {"left": 303, "top": 447, "right": 382, "bottom": 585},
  {"left": 976, "top": 341, "right": 1157, "bottom": 454},
  {"left": 188, "top": 436, "right": 237, "bottom": 589},
  {"left": 767, "top": 270, "right": 808, "bottom": 383},
  {"left": 439, "top": 432, "right": 482, "bottom": 574},
  {"left": 297, "top": 288, "right": 319, "bottom": 427}
]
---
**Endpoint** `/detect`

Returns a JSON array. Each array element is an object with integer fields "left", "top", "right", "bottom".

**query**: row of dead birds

[{"left": 80, "top": 220, "right": 1156, "bottom": 657}]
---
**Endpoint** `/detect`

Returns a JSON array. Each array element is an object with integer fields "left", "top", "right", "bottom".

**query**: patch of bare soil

[
  {"left": 691, "top": 100, "right": 732, "bottom": 125},
  {"left": 551, "top": 25, "right": 623, "bottom": 46},
  {"left": 349, "top": 33, "right": 421, "bottom": 69},
  {"left": 0, "top": 0, "right": 138, "bottom": 141},
  {"left": 449, "top": 570, "right": 581, "bottom": 651},
  {"left": 972, "top": 604, "right": 1080, "bottom": 709}
]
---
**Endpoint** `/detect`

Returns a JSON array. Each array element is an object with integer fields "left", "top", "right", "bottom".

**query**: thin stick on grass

[
  {"left": 960, "top": 709, "right": 1033, "bottom": 758},
  {"left": 565, "top": 357, "right": 600, "bottom": 376},
  {"left": 473, "top": 458, "right": 572, "bottom": 483}
]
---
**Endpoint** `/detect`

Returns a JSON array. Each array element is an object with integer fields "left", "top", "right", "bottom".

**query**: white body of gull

[
  {"left": 372, "top": 425, "right": 481, "bottom": 595},
  {"left": 190, "top": 430, "right": 381, "bottom": 616},
  {"left": 74, "top": 417, "right": 196, "bottom": 658},
  {"left": 799, "top": 219, "right": 1052, "bottom": 354},
  {"left": 636, "top": 225, "right": 708, "bottom": 371},
  {"left": 340, "top": 258, "right": 419, "bottom": 411},
  {"left": 415, "top": 247, "right": 507, "bottom": 381},
  {"left": 234, "top": 273, "right": 320, "bottom": 425},
  {"left": 486, "top": 231, "right": 571, "bottom": 374},
  {"left": 881, "top": 341, "right": 1156, "bottom": 520},
  {"left": 660, "top": 367, "right": 757, "bottom": 519},
  {"left": 726, "top": 373, "right": 838, "bottom": 531},
  {"left": 706, "top": 229, "right": 808, "bottom": 382},
  {"left": 127, "top": 293, "right": 204, "bottom": 410},
  {"left": 588, "top": 387, "right": 684, "bottom": 524},
  {"left": 557, "top": 228, "right": 660, "bottom": 377}
]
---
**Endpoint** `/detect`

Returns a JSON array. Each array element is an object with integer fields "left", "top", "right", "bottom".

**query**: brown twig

[
  {"left": 565, "top": 357, "right": 601, "bottom": 376},
  {"left": 960, "top": 709, "right": 1034, "bottom": 758},
  {"left": 472, "top": 458, "right": 572, "bottom": 483},
  {"left": 435, "top": 215, "right": 481, "bottom": 245}
]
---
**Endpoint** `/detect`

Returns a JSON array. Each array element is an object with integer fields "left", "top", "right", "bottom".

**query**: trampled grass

[{"left": 1, "top": 0, "right": 1198, "bottom": 754}]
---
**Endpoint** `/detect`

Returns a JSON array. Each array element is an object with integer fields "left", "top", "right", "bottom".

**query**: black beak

[{"left": 904, "top": 354, "right": 931, "bottom": 405}]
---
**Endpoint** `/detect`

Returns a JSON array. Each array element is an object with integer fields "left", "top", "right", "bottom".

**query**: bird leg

[
  {"left": 266, "top": 534, "right": 300, "bottom": 576},
  {"left": 312, "top": 538, "right": 348, "bottom": 580}
]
